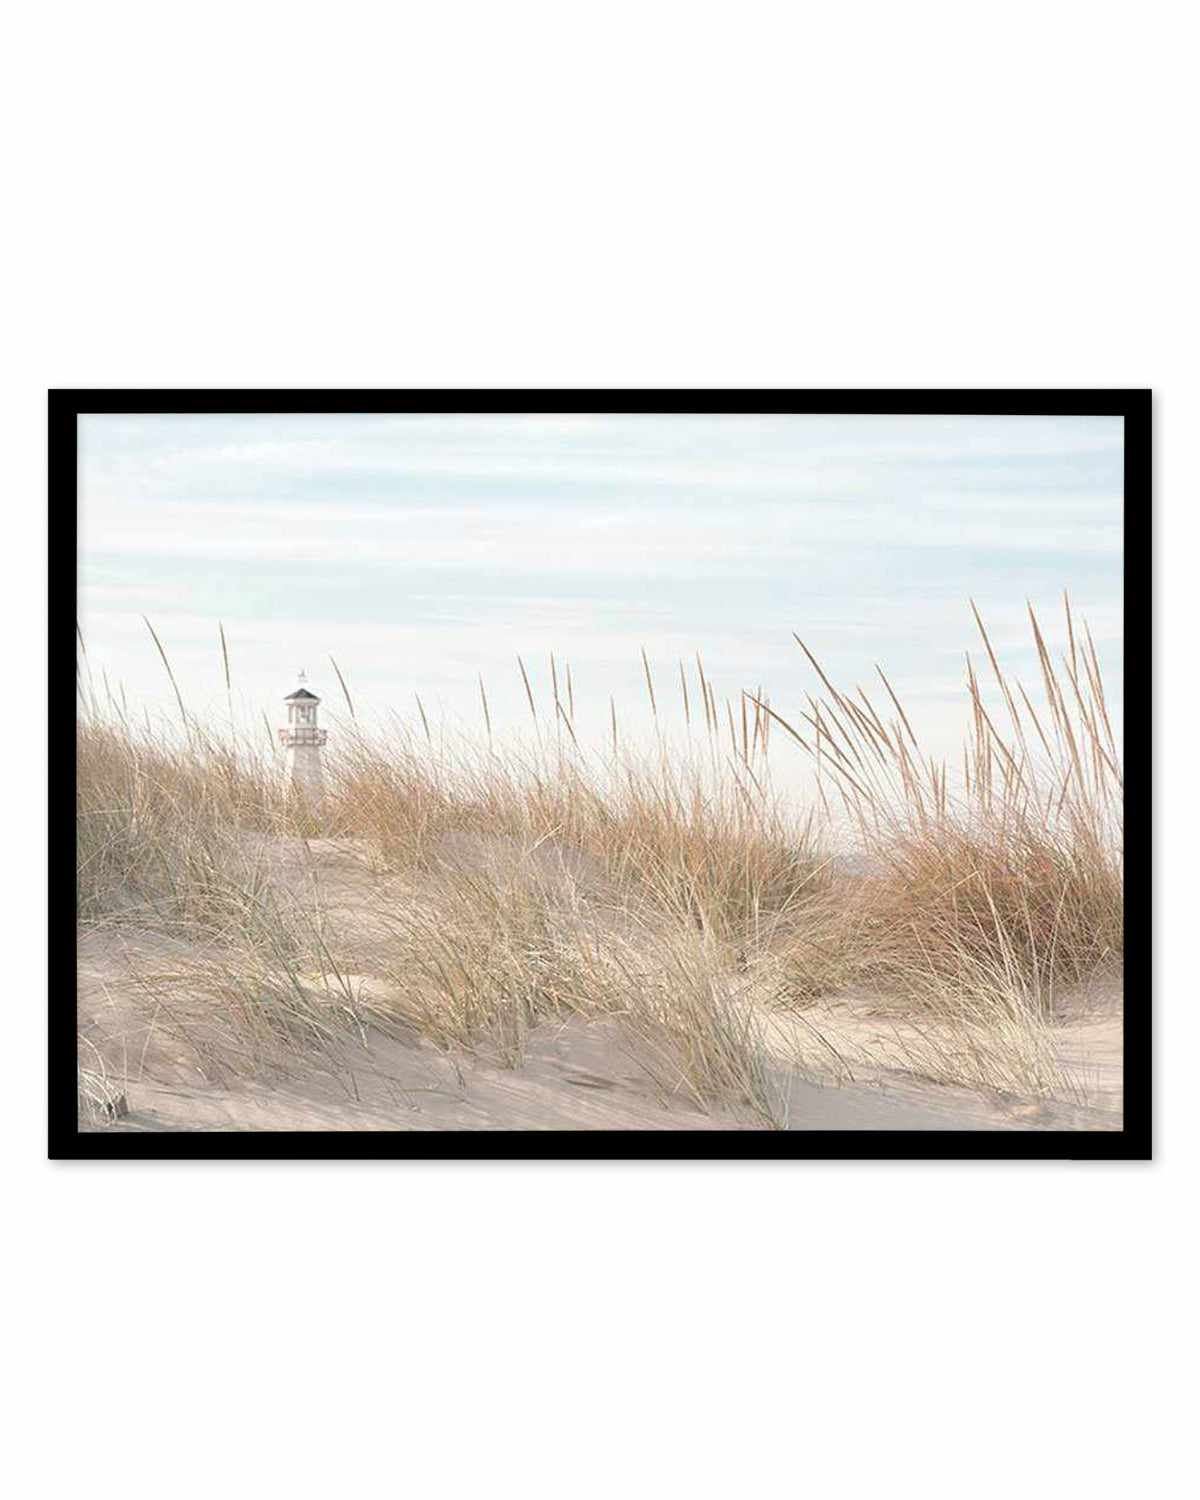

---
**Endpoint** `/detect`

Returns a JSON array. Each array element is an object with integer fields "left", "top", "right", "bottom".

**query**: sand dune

[{"left": 77, "top": 837, "right": 1122, "bottom": 1135}]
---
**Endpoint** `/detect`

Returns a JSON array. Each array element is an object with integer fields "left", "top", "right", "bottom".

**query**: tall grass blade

[{"left": 329, "top": 654, "right": 355, "bottom": 719}]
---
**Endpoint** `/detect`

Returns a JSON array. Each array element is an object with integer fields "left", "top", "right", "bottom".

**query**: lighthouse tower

[{"left": 279, "top": 671, "right": 327, "bottom": 801}]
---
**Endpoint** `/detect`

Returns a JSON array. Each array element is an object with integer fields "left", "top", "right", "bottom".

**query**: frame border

[{"left": 52, "top": 389, "right": 1150, "bottom": 1161}]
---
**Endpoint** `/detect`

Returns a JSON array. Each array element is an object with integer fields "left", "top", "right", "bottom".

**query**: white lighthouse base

[{"left": 285, "top": 745, "right": 325, "bottom": 806}]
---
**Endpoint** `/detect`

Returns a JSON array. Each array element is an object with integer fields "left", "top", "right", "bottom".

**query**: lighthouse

[{"left": 279, "top": 671, "right": 327, "bottom": 802}]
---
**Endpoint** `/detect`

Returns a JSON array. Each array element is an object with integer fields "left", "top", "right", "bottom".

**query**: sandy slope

[{"left": 76, "top": 836, "right": 1123, "bottom": 1135}]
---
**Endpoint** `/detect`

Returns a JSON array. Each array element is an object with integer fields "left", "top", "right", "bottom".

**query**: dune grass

[
  {"left": 749, "top": 595, "right": 1123, "bottom": 1021},
  {"left": 75, "top": 599, "right": 1122, "bottom": 1125}
]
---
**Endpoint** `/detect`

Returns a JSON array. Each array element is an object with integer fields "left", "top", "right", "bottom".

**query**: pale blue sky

[{"left": 78, "top": 412, "right": 1123, "bottom": 790}]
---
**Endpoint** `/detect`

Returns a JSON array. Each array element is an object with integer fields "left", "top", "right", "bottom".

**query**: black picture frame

[{"left": 52, "top": 389, "right": 1150, "bottom": 1161}]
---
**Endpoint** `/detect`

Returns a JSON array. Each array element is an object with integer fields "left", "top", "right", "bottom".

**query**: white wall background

[{"left": 6, "top": 4, "right": 1191, "bottom": 1499}]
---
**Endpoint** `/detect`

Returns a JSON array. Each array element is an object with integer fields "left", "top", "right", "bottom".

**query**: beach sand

[{"left": 77, "top": 836, "right": 1123, "bottom": 1135}]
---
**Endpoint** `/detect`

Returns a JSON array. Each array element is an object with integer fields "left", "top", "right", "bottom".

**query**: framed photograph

[{"left": 55, "top": 390, "right": 1148, "bottom": 1159}]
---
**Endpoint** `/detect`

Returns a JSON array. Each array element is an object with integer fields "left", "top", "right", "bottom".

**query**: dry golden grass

[
  {"left": 751, "top": 595, "right": 1122, "bottom": 1021},
  {"left": 76, "top": 599, "right": 1122, "bottom": 1125}
]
